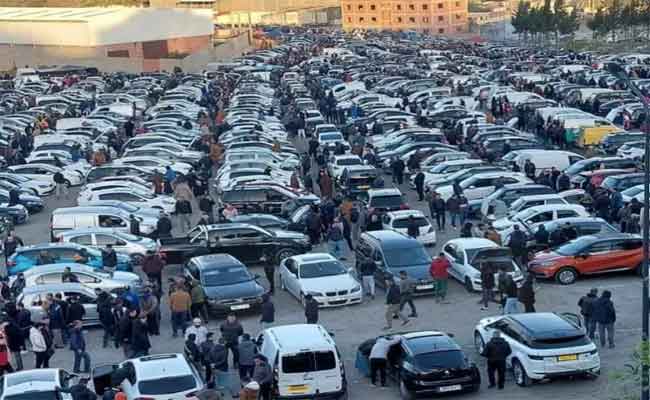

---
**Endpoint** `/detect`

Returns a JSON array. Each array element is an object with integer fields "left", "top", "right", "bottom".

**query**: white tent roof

[{"left": 0, "top": 7, "right": 213, "bottom": 46}]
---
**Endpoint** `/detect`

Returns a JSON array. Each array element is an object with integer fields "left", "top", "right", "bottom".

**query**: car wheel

[
  {"left": 280, "top": 276, "right": 287, "bottom": 291},
  {"left": 399, "top": 380, "right": 414, "bottom": 400},
  {"left": 464, "top": 277, "right": 474, "bottom": 292},
  {"left": 131, "top": 253, "right": 144, "bottom": 265},
  {"left": 277, "top": 248, "right": 296, "bottom": 263},
  {"left": 555, "top": 267, "right": 578, "bottom": 285},
  {"left": 64, "top": 179, "right": 71, "bottom": 187},
  {"left": 473, "top": 332, "right": 485, "bottom": 354},
  {"left": 434, "top": 121, "right": 444, "bottom": 129},
  {"left": 512, "top": 359, "right": 530, "bottom": 387}
]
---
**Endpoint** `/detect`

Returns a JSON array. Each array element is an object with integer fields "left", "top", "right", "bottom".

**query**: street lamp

[{"left": 608, "top": 61, "right": 650, "bottom": 400}]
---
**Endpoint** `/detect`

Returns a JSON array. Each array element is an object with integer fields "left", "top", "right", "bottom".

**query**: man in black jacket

[
  {"left": 4, "top": 319, "right": 24, "bottom": 371},
  {"left": 578, "top": 288, "right": 598, "bottom": 339},
  {"left": 131, "top": 315, "right": 151, "bottom": 357},
  {"left": 117, "top": 309, "right": 136, "bottom": 358},
  {"left": 482, "top": 331, "right": 512, "bottom": 389},
  {"left": 3, "top": 231, "right": 24, "bottom": 260},
  {"left": 101, "top": 245, "right": 117, "bottom": 272},
  {"left": 96, "top": 289, "right": 114, "bottom": 348},
  {"left": 359, "top": 259, "right": 376, "bottom": 300},
  {"left": 384, "top": 279, "right": 409, "bottom": 330},
  {"left": 413, "top": 170, "right": 425, "bottom": 201},
  {"left": 129, "top": 214, "right": 140, "bottom": 236},
  {"left": 199, "top": 195, "right": 216, "bottom": 224},
  {"left": 507, "top": 225, "right": 528, "bottom": 268},
  {"left": 156, "top": 212, "right": 173, "bottom": 239},
  {"left": 304, "top": 294, "right": 319, "bottom": 324}
]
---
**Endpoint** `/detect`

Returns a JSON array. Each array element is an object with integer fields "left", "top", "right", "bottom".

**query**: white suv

[{"left": 474, "top": 313, "right": 600, "bottom": 386}]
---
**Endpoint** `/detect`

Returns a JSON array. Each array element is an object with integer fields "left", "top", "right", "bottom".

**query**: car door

[
  {"left": 95, "top": 233, "right": 128, "bottom": 254},
  {"left": 373, "top": 248, "right": 389, "bottom": 286},
  {"left": 465, "top": 178, "right": 496, "bottom": 201},
  {"left": 265, "top": 189, "right": 288, "bottom": 215},
  {"left": 284, "top": 259, "right": 301, "bottom": 297},
  {"left": 442, "top": 243, "right": 463, "bottom": 281},
  {"left": 235, "top": 228, "right": 269, "bottom": 264},
  {"left": 68, "top": 234, "right": 94, "bottom": 247},
  {"left": 608, "top": 239, "right": 642, "bottom": 271},
  {"left": 576, "top": 240, "right": 615, "bottom": 274}
]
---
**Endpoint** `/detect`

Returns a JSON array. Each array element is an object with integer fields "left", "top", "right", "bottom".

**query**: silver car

[
  {"left": 18, "top": 283, "right": 101, "bottom": 326},
  {"left": 12, "top": 263, "right": 141, "bottom": 293},
  {"left": 56, "top": 228, "right": 158, "bottom": 264}
]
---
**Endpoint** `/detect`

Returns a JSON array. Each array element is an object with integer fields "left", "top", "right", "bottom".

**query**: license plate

[
  {"left": 557, "top": 354, "right": 578, "bottom": 362},
  {"left": 230, "top": 304, "right": 250, "bottom": 310},
  {"left": 417, "top": 284, "right": 434, "bottom": 290},
  {"left": 438, "top": 384, "right": 462, "bottom": 392},
  {"left": 287, "top": 385, "right": 309, "bottom": 394}
]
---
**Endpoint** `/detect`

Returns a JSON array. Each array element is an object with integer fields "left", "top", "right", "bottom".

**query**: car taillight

[{"left": 400, "top": 203, "right": 409, "bottom": 210}]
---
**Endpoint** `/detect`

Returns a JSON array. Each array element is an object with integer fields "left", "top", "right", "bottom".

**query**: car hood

[
  {"left": 204, "top": 280, "right": 265, "bottom": 300},
  {"left": 390, "top": 264, "right": 433, "bottom": 281},
  {"left": 469, "top": 247, "right": 512, "bottom": 264},
  {"left": 18, "top": 193, "right": 42, "bottom": 203},
  {"left": 300, "top": 274, "right": 358, "bottom": 293}
]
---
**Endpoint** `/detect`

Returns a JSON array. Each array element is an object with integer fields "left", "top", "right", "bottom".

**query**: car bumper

[
  {"left": 208, "top": 298, "right": 263, "bottom": 313},
  {"left": 314, "top": 293, "right": 362, "bottom": 307},
  {"left": 527, "top": 359, "right": 600, "bottom": 380},
  {"left": 277, "top": 388, "right": 346, "bottom": 400},
  {"left": 528, "top": 267, "right": 557, "bottom": 280},
  {"left": 416, "top": 232, "right": 436, "bottom": 246}
]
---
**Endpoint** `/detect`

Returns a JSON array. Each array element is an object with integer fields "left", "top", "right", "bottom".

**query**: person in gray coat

[
  {"left": 238, "top": 333, "right": 257, "bottom": 381},
  {"left": 253, "top": 355, "right": 273, "bottom": 400}
]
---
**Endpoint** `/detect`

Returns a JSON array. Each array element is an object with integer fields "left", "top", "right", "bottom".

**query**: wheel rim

[
  {"left": 558, "top": 269, "right": 575, "bottom": 284},
  {"left": 131, "top": 254, "right": 144, "bottom": 265},
  {"left": 474, "top": 333, "right": 484, "bottom": 354},
  {"left": 514, "top": 362, "right": 523, "bottom": 384}
]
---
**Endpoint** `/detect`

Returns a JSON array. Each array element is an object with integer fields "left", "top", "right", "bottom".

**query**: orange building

[{"left": 341, "top": 0, "right": 468, "bottom": 34}]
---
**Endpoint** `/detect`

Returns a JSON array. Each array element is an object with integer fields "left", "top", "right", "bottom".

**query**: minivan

[
  {"left": 513, "top": 150, "right": 584, "bottom": 176},
  {"left": 50, "top": 206, "right": 158, "bottom": 240},
  {"left": 256, "top": 324, "right": 347, "bottom": 399}
]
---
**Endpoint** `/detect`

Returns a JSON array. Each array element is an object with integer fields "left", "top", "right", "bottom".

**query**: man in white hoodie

[
  {"left": 184, "top": 318, "right": 208, "bottom": 346},
  {"left": 29, "top": 321, "right": 50, "bottom": 368}
]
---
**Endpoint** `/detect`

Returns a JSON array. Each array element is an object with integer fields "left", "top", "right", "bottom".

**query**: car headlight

[
  {"left": 306, "top": 291, "right": 324, "bottom": 297},
  {"left": 351, "top": 285, "right": 361, "bottom": 292},
  {"left": 402, "top": 361, "right": 417, "bottom": 373},
  {"left": 535, "top": 261, "right": 557, "bottom": 267}
]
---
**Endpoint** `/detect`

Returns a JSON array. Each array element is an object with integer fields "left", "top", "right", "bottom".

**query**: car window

[
  {"left": 528, "top": 211, "right": 553, "bottom": 224},
  {"left": 36, "top": 273, "right": 64, "bottom": 284},
  {"left": 76, "top": 273, "right": 99, "bottom": 284},
  {"left": 185, "top": 260, "right": 200, "bottom": 280},
  {"left": 96, "top": 234, "right": 121, "bottom": 246},
  {"left": 557, "top": 210, "right": 578, "bottom": 219},
  {"left": 65, "top": 292, "right": 94, "bottom": 304},
  {"left": 611, "top": 239, "right": 642, "bottom": 251},
  {"left": 586, "top": 241, "right": 612, "bottom": 253},
  {"left": 69, "top": 234, "right": 93, "bottom": 246},
  {"left": 99, "top": 215, "right": 127, "bottom": 228},
  {"left": 237, "top": 229, "right": 265, "bottom": 240}
]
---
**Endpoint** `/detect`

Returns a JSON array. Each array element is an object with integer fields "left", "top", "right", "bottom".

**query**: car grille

[
  {"left": 325, "top": 290, "right": 349, "bottom": 297},
  {"left": 329, "top": 300, "right": 347, "bottom": 305}
]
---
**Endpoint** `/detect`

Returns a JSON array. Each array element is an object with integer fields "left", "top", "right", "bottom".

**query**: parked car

[
  {"left": 381, "top": 210, "right": 436, "bottom": 246},
  {"left": 14, "top": 263, "right": 141, "bottom": 293},
  {"left": 56, "top": 228, "right": 158, "bottom": 265},
  {"left": 19, "top": 283, "right": 101, "bottom": 325},
  {"left": 0, "top": 369, "right": 76, "bottom": 400}
]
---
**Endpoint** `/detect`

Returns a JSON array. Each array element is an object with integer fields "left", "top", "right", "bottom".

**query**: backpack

[{"left": 350, "top": 207, "right": 360, "bottom": 223}]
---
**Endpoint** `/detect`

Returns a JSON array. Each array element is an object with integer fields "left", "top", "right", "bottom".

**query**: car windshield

[
  {"left": 5, "top": 392, "right": 58, "bottom": 400},
  {"left": 384, "top": 245, "right": 431, "bottom": 267},
  {"left": 337, "top": 158, "right": 362, "bottom": 166},
  {"left": 414, "top": 350, "right": 467, "bottom": 370},
  {"left": 202, "top": 265, "right": 253, "bottom": 286},
  {"left": 369, "top": 194, "right": 403, "bottom": 208},
  {"left": 392, "top": 217, "right": 429, "bottom": 229},
  {"left": 565, "top": 159, "right": 590, "bottom": 175},
  {"left": 623, "top": 186, "right": 643, "bottom": 197},
  {"left": 138, "top": 375, "right": 196, "bottom": 395},
  {"left": 320, "top": 133, "right": 343, "bottom": 141},
  {"left": 554, "top": 237, "right": 591, "bottom": 256},
  {"left": 299, "top": 260, "right": 347, "bottom": 278}
]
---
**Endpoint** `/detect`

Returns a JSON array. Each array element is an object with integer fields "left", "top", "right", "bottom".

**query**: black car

[
  {"left": 183, "top": 254, "right": 266, "bottom": 314},
  {"left": 0, "top": 189, "right": 43, "bottom": 213},
  {"left": 358, "top": 331, "right": 480, "bottom": 398},
  {"left": 159, "top": 223, "right": 312, "bottom": 265},
  {"left": 226, "top": 213, "right": 289, "bottom": 230},
  {"left": 219, "top": 185, "right": 319, "bottom": 218},
  {"left": 0, "top": 205, "right": 28, "bottom": 224}
]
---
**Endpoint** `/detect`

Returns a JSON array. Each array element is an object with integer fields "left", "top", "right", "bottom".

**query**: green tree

[
  {"left": 609, "top": 341, "right": 650, "bottom": 400},
  {"left": 511, "top": 1, "right": 532, "bottom": 40},
  {"left": 587, "top": 7, "right": 608, "bottom": 38}
]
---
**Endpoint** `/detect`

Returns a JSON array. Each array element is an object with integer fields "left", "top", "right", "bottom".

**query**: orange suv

[{"left": 528, "top": 233, "right": 643, "bottom": 284}]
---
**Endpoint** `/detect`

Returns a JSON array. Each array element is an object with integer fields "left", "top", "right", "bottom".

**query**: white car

[
  {"left": 99, "top": 353, "right": 204, "bottom": 400},
  {"left": 0, "top": 173, "right": 55, "bottom": 196},
  {"left": 435, "top": 172, "right": 530, "bottom": 201},
  {"left": 7, "top": 164, "right": 84, "bottom": 186},
  {"left": 112, "top": 157, "right": 193, "bottom": 176},
  {"left": 0, "top": 368, "right": 75, "bottom": 400},
  {"left": 382, "top": 210, "right": 436, "bottom": 246},
  {"left": 473, "top": 313, "right": 600, "bottom": 386},
  {"left": 506, "top": 194, "right": 568, "bottom": 217},
  {"left": 279, "top": 253, "right": 362, "bottom": 307},
  {"left": 410, "top": 159, "right": 484, "bottom": 188},
  {"left": 442, "top": 238, "right": 523, "bottom": 291},
  {"left": 495, "top": 204, "right": 591, "bottom": 241},
  {"left": 78, "top": 188, "right": 176, "bottom": 214},
  {"left": 317, "top": 131, "right": 350, "bottom": 150},
  {"left": 14, "top": 263, "right": 141, "bottom": 293},
  {"left": 328, "top": 154, "right": 363, "bottom": 181}
]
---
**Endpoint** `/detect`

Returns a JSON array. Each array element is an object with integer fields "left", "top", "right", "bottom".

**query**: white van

[
  {"left": 256, "top": 324, "right": 347, "bottom": 399},
  {"left": 514, "top": 150, "right": 584, "bottom": 176}
]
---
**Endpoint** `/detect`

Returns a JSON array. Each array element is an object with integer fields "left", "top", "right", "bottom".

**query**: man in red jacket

[{"left": 430, "top": 253, "right": 450, "bottom": 303}]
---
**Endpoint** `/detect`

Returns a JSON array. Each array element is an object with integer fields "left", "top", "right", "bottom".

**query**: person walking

[
  {"left": 359, "top": 258, "right": 376, "bottom": 300},
  {"left": 142, "top": 250, "right": 164, "bottom": 290},
  {"left": 238, "top": 333, "right": 257, "bottom": 382},
  {"left": 156, "top": 211, "right": 173, "bottom": 239},
  {"left": 592, "top": 290, "right": 616, "bottom": 348},
  {"left": 199, "top": 195, "right": 216, "bottom": 224},
  {"left": 480, "top": 263, "right": 495, "bottom": 310},
  {"left": 4, "top": 320, "right": 23, "bottom": 371},
  {"left": 368, "top": 335, "right": 403, "bottom": 387},
  {"left": 190, "top": 281, "right": 208, "bottom": 323},
  {"left": 140, "top": 284, "right": 160, "bottom": 335},
  {"left": 304, "top": 294, "right": 319, "bottom": 324},
  {"left": 53, "top": 170, "right": 68, "bottom": 199},
  {"left": 507, "top": 225, "right": 528, "bottom": 268},
  {"left": 260, "top": 294, "right": 274, "bottom": 330},
  {"left": 117, "top": 309, "right": 136, "bottom": 358},
  {"left": 326, "top": 218, "right": 346, "bottom": 260},
  {"left": 69, "top": 320, "right": 90, "bottom": 373},
  {"left": 578, "top": 288, "right": 598, "bottom": 339},
  {"left": 101, "top": 244, "right": 117, "bottom": 273},
  {"left": 3, "top": 231, "right": 23, "bottom": 261},
  {"left": 384, "top": 279, "right": 409, "bottom": 329},
  {"left": 220, "top": 314, "right": 243, "bottom": 367},
  {"left": 200, "top": 333, "right": 217, "bottom": 387},
  {"left": 175, "top": 197, "right": 193, "bottom": 233},
  {"left": 447, "top": 195, "right": 462, "bottom": 228},
  {"left": 131, "top": 314, "right": 151, "bottom": 357},
  {"left": 406, "top": 216, "right": 419, "bottom": 239},
  {"left": 96, "top": 288, "right": 115, "bottom": 347},
  {"left": 430, "top": 193, "right": 446, "bottom": 231},
  {"left": 413, "top": 169, "right": 425, "bottom": 201},
  {"left": 429, "top": 253, "right": 450, "bottom": 303},
  {"left": 169, "top": 286, "right": 191, "bottom": 337},
  {"left": 253, "top": 355, "right": 273, "bottom": 400},
  {"left": 398, "top": 271, "right": 417, "bottom": 317},
  {"left": 481, "top": 331, "right": 512, "bottom": 389},
  {"left": 518, "top": 275, "right": 536, "bottom": 313}
]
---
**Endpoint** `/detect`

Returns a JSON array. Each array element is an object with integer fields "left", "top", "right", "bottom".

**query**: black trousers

[
  {"left": 487, "top": 360, "right": 506, "bottom": 388},
  {"left": 259, "top": 382, "right": 272, "bottom": 400},
  {"left": 35, "top": 351, "right": 50, "bottom": 368},
  {"left": 416, "top": 185, "right": 424, "bottom": 201},
  {"left": 435, "top": 212, "right": 446, "bottom": 230},
  {"left": 369, "top": 358, "right": 387, "bottom": 385},
  {"left": 399, "top": 296, "right": 416, "bottom": 315},
  {"left": 264, "top": 266, "right": 275, "bottom": 294},
  {"left": 225, "top": 342, "right": 239, "bottom": 366}
]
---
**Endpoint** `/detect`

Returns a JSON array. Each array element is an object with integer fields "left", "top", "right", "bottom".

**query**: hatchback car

[
  {"left": 280, "top": 253, "right": 362, "bottom": 307},
  {"left": 381, "top": 210, "right": 436, "bottom": 246},
  {"left": 474, "top": 313, "right": 599, "bottom": 386},
  {"left": 183, "top": 254, "right": 266, "bottom": 314},
  {"left": 529, "top": 233, "right": 643, "bottom": 284}
]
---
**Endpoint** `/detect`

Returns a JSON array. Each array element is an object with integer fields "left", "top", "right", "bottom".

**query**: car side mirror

[{"left": 253, "top": 273, "right": 261, "bottom": 280}]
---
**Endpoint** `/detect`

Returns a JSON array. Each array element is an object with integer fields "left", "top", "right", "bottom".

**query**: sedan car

[
  {"left": 1, "top": 369, "right": 76, "bottom": 400},
  {"left": 528, "top": 233, "right": 643, "bottom": 284},
  {"left": 442, "top": 238, "right": 523, "bottom": 291},
  {"left": 19, "top": 283, "right": 101, "bottom": 325},
  {"left": 56, "top": 228, "right": 158, "bottom": 264},
  {"left": 183, "top": 254, "right": 266, "bottom": 314},
  {"left": 357, "top": 331, "right": 481, "bottom": 398},
  {"left": 328, "top": 154, "right": 363, "bottom": 181},
  {"left": 381, "top": 210, "right": 436, "bottom": 246},
  {"left": 280, "top": 253, "right": 362, "bottom": 307},
  {"left": 78, "top": 188, "right": 176, "bottom": 214},
  {"left": 7, "top": 164, "right": 84, "bottom": 186},
  {"left": 15, "top": 263, "right": 141, "bottom": 293}
]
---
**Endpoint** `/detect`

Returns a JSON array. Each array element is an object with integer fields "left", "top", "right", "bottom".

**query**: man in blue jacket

[{"left": 69, "top": 320, "right": 90, "bottom": 373}]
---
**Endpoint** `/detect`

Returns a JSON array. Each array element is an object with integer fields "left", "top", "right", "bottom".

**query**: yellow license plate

[
  {"left": 288, "top": 385, "right": 309, "bottom": 394},
  {"left": 557, "top": 354, "right": 578, "bottom": 362}
]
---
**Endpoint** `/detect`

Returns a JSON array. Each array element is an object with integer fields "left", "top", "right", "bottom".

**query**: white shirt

[
  {"left": 30, "top": 327, "right": 47, "bottom": 353},
  {"left": 369, "top": 336, "right": 402, "bottom": 360},
  {"left": 185, "top": 325, "right": 208, "bottom": 345}
]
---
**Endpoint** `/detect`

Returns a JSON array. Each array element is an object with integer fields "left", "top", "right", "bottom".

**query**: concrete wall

[{"left": 0, "top": 33, "right": 252, "bottom": 73}]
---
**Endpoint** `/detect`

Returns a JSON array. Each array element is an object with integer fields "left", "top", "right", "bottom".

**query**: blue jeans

[
  {"left": 73, "top": 350, "right": 90, "bottom": 373},
  {"left": 503, "top": 297, "right": 521, "bottom": 315},
  {"left": 171, "top": 311, "right": 188, "bottom": 336},
  {"left": 450, "top": 212, "right": 461, "bottom": 227},
  {"left": 328, "top": 240, "right": 344, "bottom": 259}
]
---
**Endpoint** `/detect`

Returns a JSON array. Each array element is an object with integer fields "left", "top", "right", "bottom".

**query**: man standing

[
  {"left": 430, "top": 193, "right": 446, "bottom": 232},
  {"left": 398, "top": 271, "right": 417, "bottom": 318},
  {"left": 169, "top": 285, "right": 191, "bottom": 337},
  {"left": 131, "top": 314, "right": 151, "bottom": 357},
  {"left": 101, "top": 244, "right": 117, "bottom": 273},
  {"left": 69, "top": 320, "right": 90, "bottom": 373},
  {"left": 507, "top": 225, "right": 528, "bottom": 268},
  {"left": 253, "top": 355, "right": 273, "bottom": 400},
  {"left": 260, "top": 294, "right": 275, "bottom": 329},
  {"left": 480, "top": 263, "right": 495, "bottom": 311},
  {"left": 413, "top": 169, "right": 425, "bottom": 201},
  {"left": 220, "top": 314, "right": 243, "bottom": 367},
  {"left": 578, "top": 288, "right": 598, "bottom": 339},
  {"left": 593, "top": 290, "right": 616, "bottom": 348},
  {"left": 304, "top": 294, "right": 319, "bottom": 324},
  {"left": 3, "top": 231, "right": 23, "bottom": 261},
  {"left": 129, "top": 214, "right": 140, "bottom": 236},
  {"left": 140, "top": 285, "right": 159, "bottom": 336},
  {"left": 384, "top": 279, "right": 409, "bottom": 330},
  {"left": 185, "top": 318, "right": 209, "bottom": 346},
  {"left": 481, "top": 331, "right": 512, "bottom": 389},
  {"left": 368, "top": 335, "right": 403, "bottom": 387},
  {"left": 142, "top": 250, "right": 164, "bottom": 291},
  {"left": 175, "top": 197, "right": 193, "bottom": 233},
  {"left": 359, "top": 258, "right": 376, "bottom": 300},
  {"left": 53, "top": 170, "right": 67, "bottom": 199},
  {"left": 406, "top": 216, "right": 419, "bottom": 239},
  {"left": 429, "top": 253, "right": 450, "bottom": 303},
  {"left": 156, "top": 211, "right": 173, "bottom": 239},
  {"left": 238, "top": 334, "right": 257, "bottom": 381},
  {"left": 199, "top": 195, "right": 216, "bottom": 224},
  {"left": 391, "top": 157, "right": 405, "bottom": 185}
]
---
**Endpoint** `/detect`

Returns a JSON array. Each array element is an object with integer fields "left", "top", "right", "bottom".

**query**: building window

[
  {"left": 438, "top": 2, "right": 443, "bottom": 7},
  {"left": 346, "top": 4, "right": 351, "bottom": 10},
  {"left": 438, "top": 15, "right": 444, "bottom": 21},
  {"left": 409, "top": 16, "right": 415, "bottom": 22},
  {"left": 455, "top": 1, "right": 460, "bottom": 6},
  {"left": 456, "top": 13, "right": 461, "bottom": 19},
  {"left": 370, "top": 4, "right": 376, "bottom": 9},
  {"left": 396, "top": 4, "right": 402, "bottom": 9},
  {"left": 423, "top": 4, "right": 428, "bottom": 9},
  {"left": 438, "top": 28, "right": 444, "bottom": 33},
  {"left": 397, "top": 16, "right": 403, "bottom": 22},
  {"left": 359, "top": 16, "right": 365, "bottom": 22},
  {"left": 107, "top": 49, "right": 129, "bottom": 58},
  {"left": 371, "top": 16, "right": 377, "bottom": 21},
  {"left": 423, "top": 16, "right": 429, "bottom": 22},
  {"left": 358, "top": 4, "right": 363, "bottom": 10},
  {"left": 347, "top": 17, "right": 352, "bottom": 22},
  {"left": 409, "top": 4, "right": 414, "bottom": 9}
]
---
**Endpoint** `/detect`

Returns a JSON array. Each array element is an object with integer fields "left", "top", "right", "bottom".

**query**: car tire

[
  {"left": 64, "top": 179, "right": 71, "bottom": 187},
  {"left": 464, "top": 277, "right": 474, "bottom": 292},
  {"left": 276, "top": 248, "right": 296, "bottom": 263},
  {"left": 512, "top": 359, "right": 530, "bottom": 387},
  {"left": 555, "top": 267, "right": 578, "bottom": 285},
  {"left": 399, "top": 380, "right": 415, "bottom": 400},
  {"left": 280, "top": 276, "right": 287, "bottom": 291},
  {"left": 473, "top": 332, "right": 485, "bottom": 354}
]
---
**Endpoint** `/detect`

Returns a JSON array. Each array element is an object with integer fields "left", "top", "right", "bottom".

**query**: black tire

[
  {"left": 399, "top": 380, "right": 415, "bottom": 400},
  {"left": 512, "top": 359, "right": 530, "bottom": 387},
  {"left": 276, "top": 248, "right": 296, "bottom": 263},
  {"left": 465, "top": 277, "right": 474, "bottom": 292},
  {"left": 64, "top": 179, "right": 71, "bottom": 187},
  {"left": 473, "top": 332, "right": 485, "bottom": 354},
  {"left": 131, "top": 253, "right": 144, "bottom": 265},
  {"left": 555, "top": 267, "right": 578, "bottom": 285}
]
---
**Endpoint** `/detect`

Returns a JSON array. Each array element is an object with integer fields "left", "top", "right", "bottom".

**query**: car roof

[
  {"left": 191, "top": 253, "right": 243, "bottom": 268},
  {"left": 386, "top": 210, "right": 426, "bottom": 219},
  {"left": 446, "top": 238, "right": 497, "bottom": 250},
  {"left": 265, "top": 324, "right": 335, "bottom": 352},
  {"left": 507, "top": 313, "right": 582, "bottom": 339},
  {"left": 129, "top": 353, "right": 193, "bottom": 379},
  {"left": 291, "top": 253, "right": 336, "bottom": 264}
]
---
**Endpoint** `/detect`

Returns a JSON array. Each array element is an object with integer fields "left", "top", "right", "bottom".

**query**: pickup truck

[{"left": 158, "top": 223, "right": 312, "bottom": 265}]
